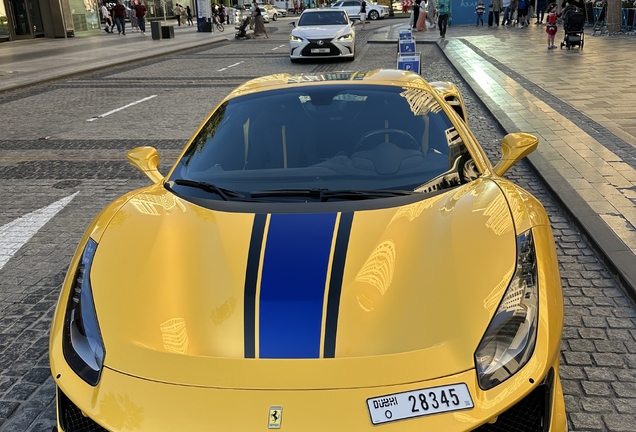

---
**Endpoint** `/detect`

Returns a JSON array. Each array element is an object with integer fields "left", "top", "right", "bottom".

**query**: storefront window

[
  {"left": 0, "top": 0, "right": 10, "bottom": 39},
  {"left": 69, "top": 0, "right": 100, "bottom": 34}
]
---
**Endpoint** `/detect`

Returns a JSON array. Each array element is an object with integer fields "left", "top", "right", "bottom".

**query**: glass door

[
  {"left": 27, "top": 0, "right": 43, "bottom": 35},
  {"left": 9, "top": 0, "right": 32, "bottom": 37}
]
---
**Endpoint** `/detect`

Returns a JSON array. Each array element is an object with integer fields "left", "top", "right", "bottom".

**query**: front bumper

[
  {"left": 53, "top": 357, "right": 565, "bottom": 432},
  {"left": 290, "top": 37, "right": 354, "bottom": 59}
]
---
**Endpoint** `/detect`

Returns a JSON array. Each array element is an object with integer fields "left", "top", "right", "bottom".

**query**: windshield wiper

[
  {"left": 168, "top": 179, "right": 246, "bottom": 201},
  {"left": 249, "top": 188, "right": 416, "bottom": 201}
]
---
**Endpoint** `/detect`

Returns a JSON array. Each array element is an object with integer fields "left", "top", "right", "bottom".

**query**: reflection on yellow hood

[{"left": 91, "top": 179, "right": 517, "bottom": 389}]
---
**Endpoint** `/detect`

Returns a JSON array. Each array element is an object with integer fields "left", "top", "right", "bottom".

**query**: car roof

[{"left": 227, "top": 70, "right": 432, "bottom": 99}]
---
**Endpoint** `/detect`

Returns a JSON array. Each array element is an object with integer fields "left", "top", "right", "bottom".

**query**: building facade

[{"left": 0, "top": 0, "right": 193, "bottom": 42}]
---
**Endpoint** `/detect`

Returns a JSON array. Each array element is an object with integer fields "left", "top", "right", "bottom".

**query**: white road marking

[
  {"left": 86, "top": 95, "right": 157, "bottom": 122},
  {"left": 271, "top": 44, "right": 285, "bottom": 51},
  {"left": 0, "top": 192, "right": 79, "bottom": 271},
  {"left": 218, "top": 61, "right": 244, "bottom": 72}
]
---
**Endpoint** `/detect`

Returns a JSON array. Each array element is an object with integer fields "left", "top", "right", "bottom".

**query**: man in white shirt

[{"left": 502, "top": 0, "right": 512, "bottom": 25}]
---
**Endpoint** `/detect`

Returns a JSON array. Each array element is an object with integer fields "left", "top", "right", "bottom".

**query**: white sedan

[
  {"left": 289, "top": 9, "right": 355, "bottom": 63},
  {"left": 332, "top": 0, "right": 389, "bottom": 20}
]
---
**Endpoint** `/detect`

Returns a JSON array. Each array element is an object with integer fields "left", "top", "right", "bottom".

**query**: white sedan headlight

[
  {"left": 474, "top": 230, "right": 538, "bottom": 390},
  {"left": 290, "top": 34, "right": 304, "bottom": 41},
  {"left": 337, "top": 33, "right": 353, "bottom": 40}
]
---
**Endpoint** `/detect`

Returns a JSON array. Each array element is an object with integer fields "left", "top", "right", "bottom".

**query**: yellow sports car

[{"left": 50, "top": 70, "right": 566, "bottom": 431}]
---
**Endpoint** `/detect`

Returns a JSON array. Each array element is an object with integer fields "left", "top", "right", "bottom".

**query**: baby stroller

[
  {"left": 560, "top": 6, "right": 585, "bottom": 49},
  {"left": 235, "top": 17, "right": 250, "bottom": 39}
]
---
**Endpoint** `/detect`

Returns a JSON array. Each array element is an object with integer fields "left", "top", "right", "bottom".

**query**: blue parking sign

[
  {"left": 397, "top": 54, "right": 421, "bottom": 74},
  {"left": 399, "top": 30, "right": 413, "bottom": 40},
  {"left": 399, "top": 40, "right": 416, "bottom": 54}
]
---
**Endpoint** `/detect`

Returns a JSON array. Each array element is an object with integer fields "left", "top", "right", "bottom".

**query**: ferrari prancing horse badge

[{"left": 268, "top": 406, "right": 282, "bottom": 429}]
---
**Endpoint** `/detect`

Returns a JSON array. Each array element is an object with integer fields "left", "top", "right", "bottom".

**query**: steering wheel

[{"left": 353, "top": 129, "right": 420, "bottom": 153}]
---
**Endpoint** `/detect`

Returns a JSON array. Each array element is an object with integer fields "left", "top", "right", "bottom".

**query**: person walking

[
  {"left": 174, "top": 3, "right": 182, "bottom": 26},
  {"left": 186, "top": 5, "right": 194, "bottom": 25},
  {"left": 129, "top": 4, "right": 139, "bottom": 32},
  {"left": 112, "top": 0, "right": 127, "bottom": 34},
  {"left": 437, "top": 0, "right": 449, "bottom": 36},
  {"left": 415, "top": 0, "right": 427, "bottom": 30},
  {"left": 252, "top": 0, "right": 269, "bottom": 37},
  {"left": 359, "top": 0, "right": 367, "bottom": 30},
  {"left": 402, "top": 0, "right": 409, "bottom": 13},
  {"left": 134, "top": 0, "right": 147, "bottom": 34},
  {"left": 476, "top": 0, "right": 486, "bottom": 25},
  {"left": 101, "top": 4, "right": 113, "bottom": 33},
  {"left": 501, "top": 0, "right": 511, "bottom": 24},
  {"left": 427, "top": 0, "right": 437, "bottom": 28},
  {"left": 412, "top": 0, "right": 420, "bottom": 29},
  {"left": 517, "top": 0, "right": 529, "bottom": 26},
  {"left": 488, "top": 0, "right": 502, "bottom": 25},
  {"left": 294, "top": 1, "right": 299, "bottom": 14},
  {"left": 535, "top": 0, "right": 547, "bottom": 22}
]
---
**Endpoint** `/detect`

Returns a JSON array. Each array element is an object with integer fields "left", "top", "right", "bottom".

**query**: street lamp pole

[{"left": 162, "top": 0, "right": 167, "bottom": 23}]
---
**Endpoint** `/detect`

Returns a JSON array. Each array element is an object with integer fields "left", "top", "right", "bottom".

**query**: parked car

[
  {"left": 289, "top": 9, "right": 355, "bottom": 62},
  {"left": 263, "top": 3, "right": 286, "bottom": 20},
  {"left": 332, "top": 0, "right": 389, "bottom": 20},
  {"left": 49, "top": 69, "right": 566, "bottom": 432}
]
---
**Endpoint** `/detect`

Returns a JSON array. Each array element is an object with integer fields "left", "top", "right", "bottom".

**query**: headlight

[
  {"left": 337, "top": 33, "right": 353, "bottom": 40},
  {"left": 474, "top": 230, "right": 538, "bottom": 390},
  {"left": 62, "top": 239, "right": 106, "bottom": 386},
  {"left": 290, "top": 35, "right": 304, "bottom": 41}
]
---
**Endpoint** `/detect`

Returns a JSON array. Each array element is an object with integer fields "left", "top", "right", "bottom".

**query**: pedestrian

[
  {"left": 252, "top": 0, "right": 269, "bottom": 37},
  {"left": 174, "top": 3, "right": 182, "bottom": 26},
  {"left": 294, "top": 1, "right": 299, "bottom": 14},
  {"left": 130, "top": 4, "right": 139, "bottom": 32},
  {"left": 476, "top": 0, "right": 486, "bottom": 25},
  {"left": 112, "top": 0, "right": 127, "bottom": 34},
  {"left": 510, "top": 0, "right": 518, "bottom": 24},
  {"left": 517, "top": 0, "right": 529, "bottom": 26},
  {"left": 186, "top": 5, "right": 194, "bottom": 25},
  {"left": 359, "top": 0, "right": 367, "bottom": 30},
  {"left": 101, "top": 3, "right": 113, "bottom": 33},
  {"left": 488, "top": 0, "right": 501, "bottom": 26},
  {"left": 437, "top": 0, "right": 449, "bottom": 36},
  {"left": 502, "top": 0, "right": 511, "bottom": 24},
  {"left": 219, "top": 4, "right": 226, "bottom": 24},
  {"left": 415, "top": 0, "right": 427, "bottom": 30},
  {"left": 412, "top": 0, "right": 420, "bottom": 29},
  {"left": 134, "top": 0, "right": 147, "bottom": 34},
  {"left": 427, "top": 0, "right": 437, "bottom": 28},
  {"left": 545, "top": 2, "right": 558, "bottom": 48},
  {"left": 402, "top": 0, "right": 409, "bottom": 13},
  {"left": 536, "top": 0, "right": 547, "bottom": 22}
]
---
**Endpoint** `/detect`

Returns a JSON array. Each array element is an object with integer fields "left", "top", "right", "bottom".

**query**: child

[
  {"left": 476, "top": 0, "right": 486, "bottom": 26},
  {"left": 546, "top": 3, "right": 558, "bottom": 49}
]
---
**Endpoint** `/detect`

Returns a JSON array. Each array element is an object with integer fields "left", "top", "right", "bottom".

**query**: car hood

[
  {"left": 293, "top": 25, "right": 351, "bottom": 39},
  {"left": 92, "top": 178, "right": 517, "bottom": 389}
]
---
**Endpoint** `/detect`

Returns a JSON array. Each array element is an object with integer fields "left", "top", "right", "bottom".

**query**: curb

[{"left": 440, "top": 40, "right": 636, "bottom": 305}]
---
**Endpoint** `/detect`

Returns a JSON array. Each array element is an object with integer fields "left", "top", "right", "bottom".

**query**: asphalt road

[{"left": 0, "top": 18, "right": 635, "bottom": 432}]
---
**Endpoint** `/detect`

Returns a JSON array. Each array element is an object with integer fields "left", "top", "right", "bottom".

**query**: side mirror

[
  {"left": 127, "top": 146, "right": 164, "bottom": 184},
  {"left": 493, "top": 133, "right": 538, "bottom": 176},
  {"left": 289, "top": 21, "right": 296, "bottom": 27}
]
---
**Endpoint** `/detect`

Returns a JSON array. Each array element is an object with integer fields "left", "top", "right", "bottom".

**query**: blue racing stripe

[{"left": 259, "top": 213, "right": 337, "bottom": 359}]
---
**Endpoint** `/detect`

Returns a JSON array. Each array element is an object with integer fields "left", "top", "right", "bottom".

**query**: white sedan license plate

[
  {"left": 311, "top": 48, "right": 330, "bottom": 53},
  {"left": 366, "top": 383, "right": 473, "bottom": 425}
]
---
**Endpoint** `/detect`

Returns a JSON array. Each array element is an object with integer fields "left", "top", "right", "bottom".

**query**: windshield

[
  {"left": 169, "top": 84, "right": 479, "bottom": 200},
  {"left": 298, "top": 11, "right": 348, "bottom": 25}
]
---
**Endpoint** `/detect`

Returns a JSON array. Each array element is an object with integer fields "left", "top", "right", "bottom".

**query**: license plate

[
  {"left": 311, "top": 48, "right": 330, "bottom": 53},
  {"left": 366, "top": 383, "right": 473, "bottom": 425}
]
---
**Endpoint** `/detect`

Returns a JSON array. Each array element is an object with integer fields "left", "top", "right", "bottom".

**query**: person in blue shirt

[{"left": 437, "top": 0, "right": 449, "bottom": 37}]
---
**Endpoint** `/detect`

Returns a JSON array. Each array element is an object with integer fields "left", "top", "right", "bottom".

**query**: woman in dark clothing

[
  {"left": 412, "top": 0, "right": 421, "bottom": 29},
  {"left": 186, "top": 5, "right": 194, "bottom": 25}
]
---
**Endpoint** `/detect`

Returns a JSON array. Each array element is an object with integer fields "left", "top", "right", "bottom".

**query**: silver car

[{"left": 289, "top": 9, "right": 355, "bottom": 62}]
